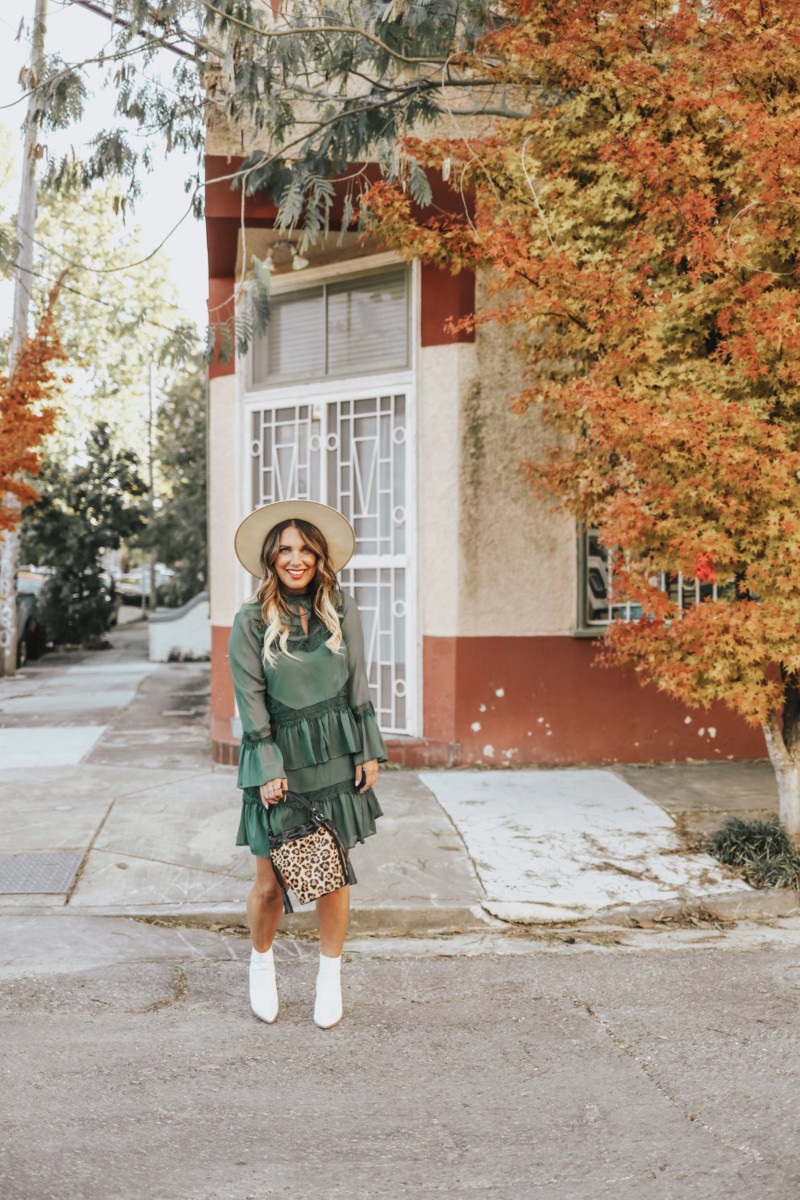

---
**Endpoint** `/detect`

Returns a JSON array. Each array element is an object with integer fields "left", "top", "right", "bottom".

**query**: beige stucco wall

[
  {"left": 208, "top": 373, "right": 244, "bottom": 627},
  {"left": 416, "top": 341, "right": 476, "bottom": 638},
  {"left": 417, "top": 283, "right": 576, "bottom": 640},
  {"left": 211, "top": 270, "right": 575, "bottom": 641},
  {"left": 459, "top": 283, "right": 576, "bottom": 637}
]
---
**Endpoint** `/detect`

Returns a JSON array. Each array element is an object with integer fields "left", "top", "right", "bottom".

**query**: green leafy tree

[
  {"left": 31, "top": 180, "right": 197, "bottom": 459},
  {"left": 38, "top": 2, "right": 497, "bottom": 211},
  {"left": 143, "top": 355, "right": 208, "bottom": 605},
  {"left": 0, "top": 134, "right": 198, "bottom": 452},
  {"left": 19, "top": 2, "right": 503, "bottom": 354},
  {"left": 22, "top": 422, "right": 147, "bottom": 644}
]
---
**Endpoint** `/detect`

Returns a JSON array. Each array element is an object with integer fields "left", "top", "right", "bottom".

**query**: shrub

[{"left": 707, "top": 818, "right": 800, "bottom": 889}]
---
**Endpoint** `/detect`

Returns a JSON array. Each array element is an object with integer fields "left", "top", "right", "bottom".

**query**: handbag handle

[
  {"left": 264, "top": 788, "right": 357, "bottom": 912},
  {"left": 265, "top": 789, "right": 328, "bottom": 830},
  {"left": 279, "top": 789, "right": 325, "bottom": 820}
]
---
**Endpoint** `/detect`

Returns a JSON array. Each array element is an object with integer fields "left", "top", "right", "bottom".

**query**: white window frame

[
  {"left": 575, "top": 526, "right": 721, "bottom": 635},
  {"left": 245, "top": 251, "right": 411, "bottom": 391},
  {"left": 236, "top": 254, "right": 421, "bottom": 737}
]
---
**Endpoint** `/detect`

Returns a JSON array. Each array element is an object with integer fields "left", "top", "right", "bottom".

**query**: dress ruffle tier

[
  {"left": 235, "top": 696, "right": 386, "bottom": 790},
  {"left": 236, "top": 728, "right": 285, "bottom": 789},
  {"left": 237, "top": 779, "right": 383, "bottom": 860},
  {"left": 236, "top": 687, "right": 387, "bottom": 860}
]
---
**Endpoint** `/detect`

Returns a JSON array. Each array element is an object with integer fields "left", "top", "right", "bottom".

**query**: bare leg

[
  {"left": 314, "top": 885, "right": 350, "bottom": 1028},
  {"left": 247, "top": 856, "right": 284, "bottom": 951},
  {"left": 316, "top": 884, "right": 351, "bottom": 957}
]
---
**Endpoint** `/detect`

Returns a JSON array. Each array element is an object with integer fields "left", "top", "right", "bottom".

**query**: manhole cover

[{"left": 0, "top": 851, "right": 84, "bottom": 894}]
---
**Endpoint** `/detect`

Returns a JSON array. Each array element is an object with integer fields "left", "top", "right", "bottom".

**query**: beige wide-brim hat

[{"left": 234, "top": 500, "right": 356, "bottom": 577}]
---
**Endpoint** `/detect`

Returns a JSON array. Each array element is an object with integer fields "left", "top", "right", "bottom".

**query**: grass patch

[{"left": 707, "top": 817, "right": 800, "bottom": 889}]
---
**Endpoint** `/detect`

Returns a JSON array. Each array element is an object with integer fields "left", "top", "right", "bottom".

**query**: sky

[{"left": 0, "top": 0, "right": 208, "bottom": 333}]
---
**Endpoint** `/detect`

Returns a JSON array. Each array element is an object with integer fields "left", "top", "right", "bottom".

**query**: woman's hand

[
  {"left": 260, "top": 777, "right": 288, "bottom": 807},
  {"left": 355, "top": 759, "right": 379, "bottom": 792}
]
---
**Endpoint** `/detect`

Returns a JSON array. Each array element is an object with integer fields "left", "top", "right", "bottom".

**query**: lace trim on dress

[
  {"left": 242, "top": 726, "right": 274, "bottom": 745},
  {"left": 248, "top": 592, "right": 344, "bottom": 652},
  {"left": 302, "top": 777, "right": 367, "bottom": 806},
  {"left": 351, "top": 700, "right": 375, "bottom": 719},
  {"left": 285, "top": 621, "right": 333, "bottom": 653},
  {"left": 267, "top": 682, "right": 350, "bottom": 726}
]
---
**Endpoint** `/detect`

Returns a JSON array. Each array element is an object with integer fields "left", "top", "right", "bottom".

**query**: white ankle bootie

[
  {"left": 250, "top": 946, "right": 279, "bottom": 1023},
  {"left": 314, "top": 953, "right": 343, "bottom": 1029}
]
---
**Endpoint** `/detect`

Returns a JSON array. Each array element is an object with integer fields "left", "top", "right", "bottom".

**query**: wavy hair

[{"left": 255, "top": 519, "right": 343, "bottom": 665}]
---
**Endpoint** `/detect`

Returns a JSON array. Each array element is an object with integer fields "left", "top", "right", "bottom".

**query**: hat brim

[{"left": 234, "top": 501, "right": 356, "bottom": 577}]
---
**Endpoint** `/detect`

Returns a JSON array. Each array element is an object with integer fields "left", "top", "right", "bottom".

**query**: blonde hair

[{"left": 255, "top": 519, "right": 343, "bottom": 665}]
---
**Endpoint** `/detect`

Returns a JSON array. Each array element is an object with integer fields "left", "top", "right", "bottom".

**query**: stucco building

[{"left": 204, "top": 143, "right": 763, "bottom": 769}]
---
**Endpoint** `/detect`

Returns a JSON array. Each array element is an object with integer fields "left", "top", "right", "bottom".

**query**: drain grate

[{"left": 0, "top": 851, "right": 84, "bottom": 894}]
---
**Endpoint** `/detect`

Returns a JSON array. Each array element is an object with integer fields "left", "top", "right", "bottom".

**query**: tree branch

[{"left": 198, "top": 0, "right": 454, "bottom": 67}]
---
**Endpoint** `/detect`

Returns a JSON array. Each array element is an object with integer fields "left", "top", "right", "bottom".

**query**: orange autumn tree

[
  {"left": 0, "top": 284, "right": 65, "bottom": 530},
  {"left": 364, "top": 0, "right": 800, "bottom": 834}
]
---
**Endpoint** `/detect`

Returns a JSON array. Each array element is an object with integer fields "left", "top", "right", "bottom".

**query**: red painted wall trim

[
  {"left": 205, "top": 155, "right": 473, "bottom": 224},
  {"left": 211, "top": 624, "right": 235, "bottom": 726},
  {"left": 207, "top": 276, "right": 237, "bottom": 378},
  {"left": 421, "top": 636, "right": 458, "bottom": 741},
  {"left": 420, "top": 263, "right": 475, "bottom": 346},
  {"left": 205, "top": 155, "right": 476, "bottom": 352},
  {"left": 205, "top": 156, "right": 279, "bottom": 221},
  {"left": 422, "top": 634, "right": 766, "bottom": 766}
]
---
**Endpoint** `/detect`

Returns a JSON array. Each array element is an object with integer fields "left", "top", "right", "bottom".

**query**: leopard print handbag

[{"left": 267, "top": 791, "right": 357, "bottom": 913}]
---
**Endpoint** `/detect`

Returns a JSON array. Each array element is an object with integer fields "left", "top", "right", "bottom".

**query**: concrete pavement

[{"left": 0, "top": 618, "right": 795, "bottom": 930}]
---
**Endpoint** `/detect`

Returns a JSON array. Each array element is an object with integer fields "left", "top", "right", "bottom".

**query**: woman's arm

[
  {"left": 228, "top": 608, "right": 286, "bottom": 796},
  {"left": 340, "top": 591, "right": 388, "bottom": 789}
]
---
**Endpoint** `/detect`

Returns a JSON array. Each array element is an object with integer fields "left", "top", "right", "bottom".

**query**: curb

[
  {"left": 3, "top": 901, "right": 493, "bottom": 936},
  {"left": 480, "top": 887, "right": 800, "bottom": 929},
  {"left": 10, "top": 888, "right": 799, "bottom": 934},
  {"left": 595, "top": 886, "right": 800, "bottom": 926}
]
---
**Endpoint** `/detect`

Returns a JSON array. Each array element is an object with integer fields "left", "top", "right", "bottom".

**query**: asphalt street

[{"left": 3, "top": 914, "right": 800, "bottom": 1199}]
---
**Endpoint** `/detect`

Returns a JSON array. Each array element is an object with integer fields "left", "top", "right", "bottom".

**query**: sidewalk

[{"left": 0, "top": 621, "right": 794, "bottom": 930}]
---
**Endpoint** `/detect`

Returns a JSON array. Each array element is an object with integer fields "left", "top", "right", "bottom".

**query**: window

[
  {"left": 251, "top": 288, "right": 325, "bottom": 384},
  {"left": 249, "top": 267, "right": 408, "bottom": 387},
  {"left": 575, "top": 527, "right": 720, "bottom": 634}
]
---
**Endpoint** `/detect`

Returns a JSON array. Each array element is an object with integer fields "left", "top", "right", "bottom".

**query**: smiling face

[{"left": 272, "top": 523, "right": 319, "bottom": 593}]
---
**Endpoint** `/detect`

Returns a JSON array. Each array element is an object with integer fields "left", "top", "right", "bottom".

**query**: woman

[{"left": 228, "top": 499, "right": 386, "bottom": 1029}]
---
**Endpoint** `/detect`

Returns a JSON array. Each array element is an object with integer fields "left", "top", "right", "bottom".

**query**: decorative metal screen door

[{"left": 249, "top": 387, "right": 415, "bottom": 736}]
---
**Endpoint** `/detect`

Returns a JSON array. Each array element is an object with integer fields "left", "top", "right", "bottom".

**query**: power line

[
  {"left": 11, "top": 258, "right": 200, "bottom": 343},
  {"left": 69, "top": 0, "right": 195, "bottom": 59}
]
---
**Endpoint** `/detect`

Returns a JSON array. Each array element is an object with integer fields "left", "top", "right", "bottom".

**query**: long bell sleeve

[
  {"left": 228, "top": 606, "right": 286, "bottom": 789},
  {"left": 340, "top": 591, "right": 388, "bottom": 766}
]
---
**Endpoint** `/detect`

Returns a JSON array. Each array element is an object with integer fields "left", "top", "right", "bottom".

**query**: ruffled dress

[{"left": 228, "top": 589, "right": 386, "bottom": 863}]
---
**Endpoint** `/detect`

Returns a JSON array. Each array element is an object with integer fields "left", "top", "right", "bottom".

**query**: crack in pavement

[
  {"left": 142, "top": 963, "right": 189, "bottom": 1014},
  {"left": 569, "top": 994, "right": 762, "bottom": 1169}
]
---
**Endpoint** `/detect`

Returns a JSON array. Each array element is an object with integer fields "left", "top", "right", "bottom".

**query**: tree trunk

[
  {"left": 763, "top": 699, "right": 800, "bottom": 843},
  {"left": 0, "top": 530, "right": 19, "bottom": 673},
  {"left": 0, "top": 0, "right": 48, "bottom": 676}
]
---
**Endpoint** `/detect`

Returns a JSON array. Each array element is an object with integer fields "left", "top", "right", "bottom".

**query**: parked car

[
  {"left": 100, "top": 572, "right": 122, "bottom": 626},
  {"left": 117, "top": 564, "right": 174, "bottom": 608},
  {"left": 15, "top": 573, "right": 48, "bottom": 666}
]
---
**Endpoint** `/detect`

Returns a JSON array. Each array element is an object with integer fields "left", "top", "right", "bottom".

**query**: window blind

[
  {"left": 250, "top": 268, "right": 408, "bottom": 386},
  {"left": 251, "top": 286, "right": 325, "bottom": 384},
  {"left": 326, "top": 269, "right": 408, "bottom": 376}
]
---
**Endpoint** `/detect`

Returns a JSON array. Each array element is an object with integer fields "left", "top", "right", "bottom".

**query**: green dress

[{"left": 228, "top": 588, "right": 387, "bottom": 861}]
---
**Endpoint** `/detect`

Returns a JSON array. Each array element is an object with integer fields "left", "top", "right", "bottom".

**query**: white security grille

[
  {"left": 249, "top": 389, "right": 414, "bottom": 735},
  {"left": 582, "top": 529, "right": 719, "bottom": 627}
]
